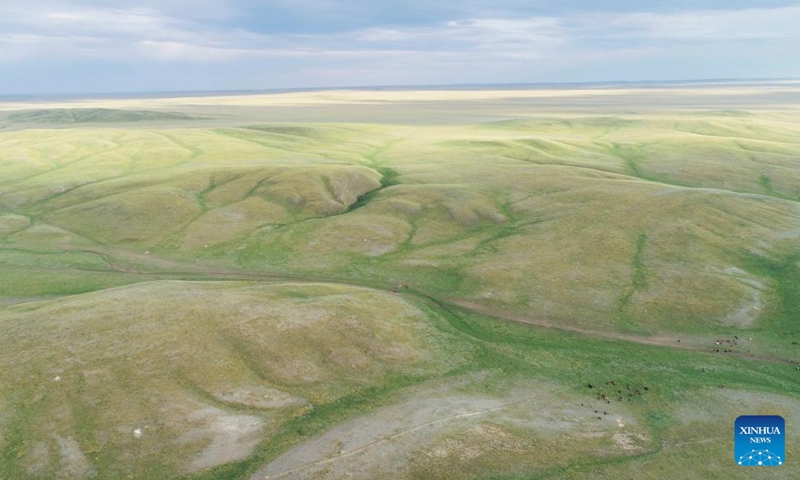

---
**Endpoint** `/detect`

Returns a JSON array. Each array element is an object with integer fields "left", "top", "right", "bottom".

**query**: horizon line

[{"left": 2, "top": 76, "right": 799, "bottom": 102}]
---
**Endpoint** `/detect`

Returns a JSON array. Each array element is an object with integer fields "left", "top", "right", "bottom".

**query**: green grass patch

[{"left": 7, "top": 108, "right": 195, "bottom": 124}]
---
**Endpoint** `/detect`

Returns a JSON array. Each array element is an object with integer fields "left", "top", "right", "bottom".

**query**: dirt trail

[
  {"left": 445, "top": 299, "right": 795, "bottom": 366},
  {"left": 5, "top": 246, "right": 796, "bottom": 366}
]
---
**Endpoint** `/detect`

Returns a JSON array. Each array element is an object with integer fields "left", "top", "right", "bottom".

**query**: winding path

[{"left": 4, "top": 245, "right": 796, "bottom": 366}]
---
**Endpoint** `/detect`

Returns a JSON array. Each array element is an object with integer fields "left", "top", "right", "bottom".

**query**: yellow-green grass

[
  {"left": 5, "top": 108, "right": 196, "bottom": 125},
  {"left": 0, "top": 281, "right": 470, "bottom": 479},
  {"left": 1, "top": 88, "right": 800, "bottom": 479},
  {"left": 1, "top": 279, "right": 798, "bottom": 480},
  {"left": 1, "top": 114, "right": 799, "bottom": 339}
]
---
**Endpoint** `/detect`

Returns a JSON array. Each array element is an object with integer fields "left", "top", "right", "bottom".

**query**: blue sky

[{"left": 0, "top": 1, "right": 798, "bottom": 94}]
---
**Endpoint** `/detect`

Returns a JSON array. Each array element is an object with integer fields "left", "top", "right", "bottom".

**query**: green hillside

[{"left": 1, "top": 87, "right": 799, "bottom": 479}]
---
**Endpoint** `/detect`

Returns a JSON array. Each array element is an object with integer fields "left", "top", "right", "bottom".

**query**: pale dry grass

[
  {"left": 2, "top": 87, "right": 800, "bottom": 479},
  {"left": 2, "top": 84, "right": 800, "bottom": 111},
  {"left": 0, "top": 281, "right": 466, "bottom": 478}
]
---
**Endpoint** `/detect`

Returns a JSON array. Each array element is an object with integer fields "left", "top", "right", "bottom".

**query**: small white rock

[
  {"left": 53, "top": 376, "right": 61, "bottom": 382},
  {"left": 133, "top": 428, "right": 143, "bottom": 438}
]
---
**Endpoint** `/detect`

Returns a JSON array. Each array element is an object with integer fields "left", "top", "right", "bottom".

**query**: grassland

[{"left": 1, "top": 83, "right": 799, "bottom": 479}]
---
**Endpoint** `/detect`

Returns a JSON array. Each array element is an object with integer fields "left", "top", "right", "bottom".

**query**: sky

[{"left": 0, "top": 1, "right": 798, "bottom": 94}]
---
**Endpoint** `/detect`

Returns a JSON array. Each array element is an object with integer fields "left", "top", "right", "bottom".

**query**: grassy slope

[
  {"left": 0, "top": 281, "right": 472, "bottom": 478},
  {"left": 1, "top": 94, "right": 799, "bottom": 479},
  {"left": 1, "top": 282, "right": 797, "bottom": 480},
  {"left": 5, "top": 108, "right": 196, "bottom": 125},
  {"left": 6, "top": 116, "right": 797, "bottom": 336}
]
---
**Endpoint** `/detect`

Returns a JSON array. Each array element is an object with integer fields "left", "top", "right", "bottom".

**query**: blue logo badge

[{"left": 735, "top": 415, "right": 785, "bottom": 466}]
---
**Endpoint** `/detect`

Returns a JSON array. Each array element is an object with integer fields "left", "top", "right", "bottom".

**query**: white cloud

[
  {"left": 0, "top": 1, "right": 797, "bottom": 85},
  {"left": 618, "top": 6, "right": 800, "bottom": 42},
  {"left": 0, "top": 3, "right": 273, "bottom": 63}
]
